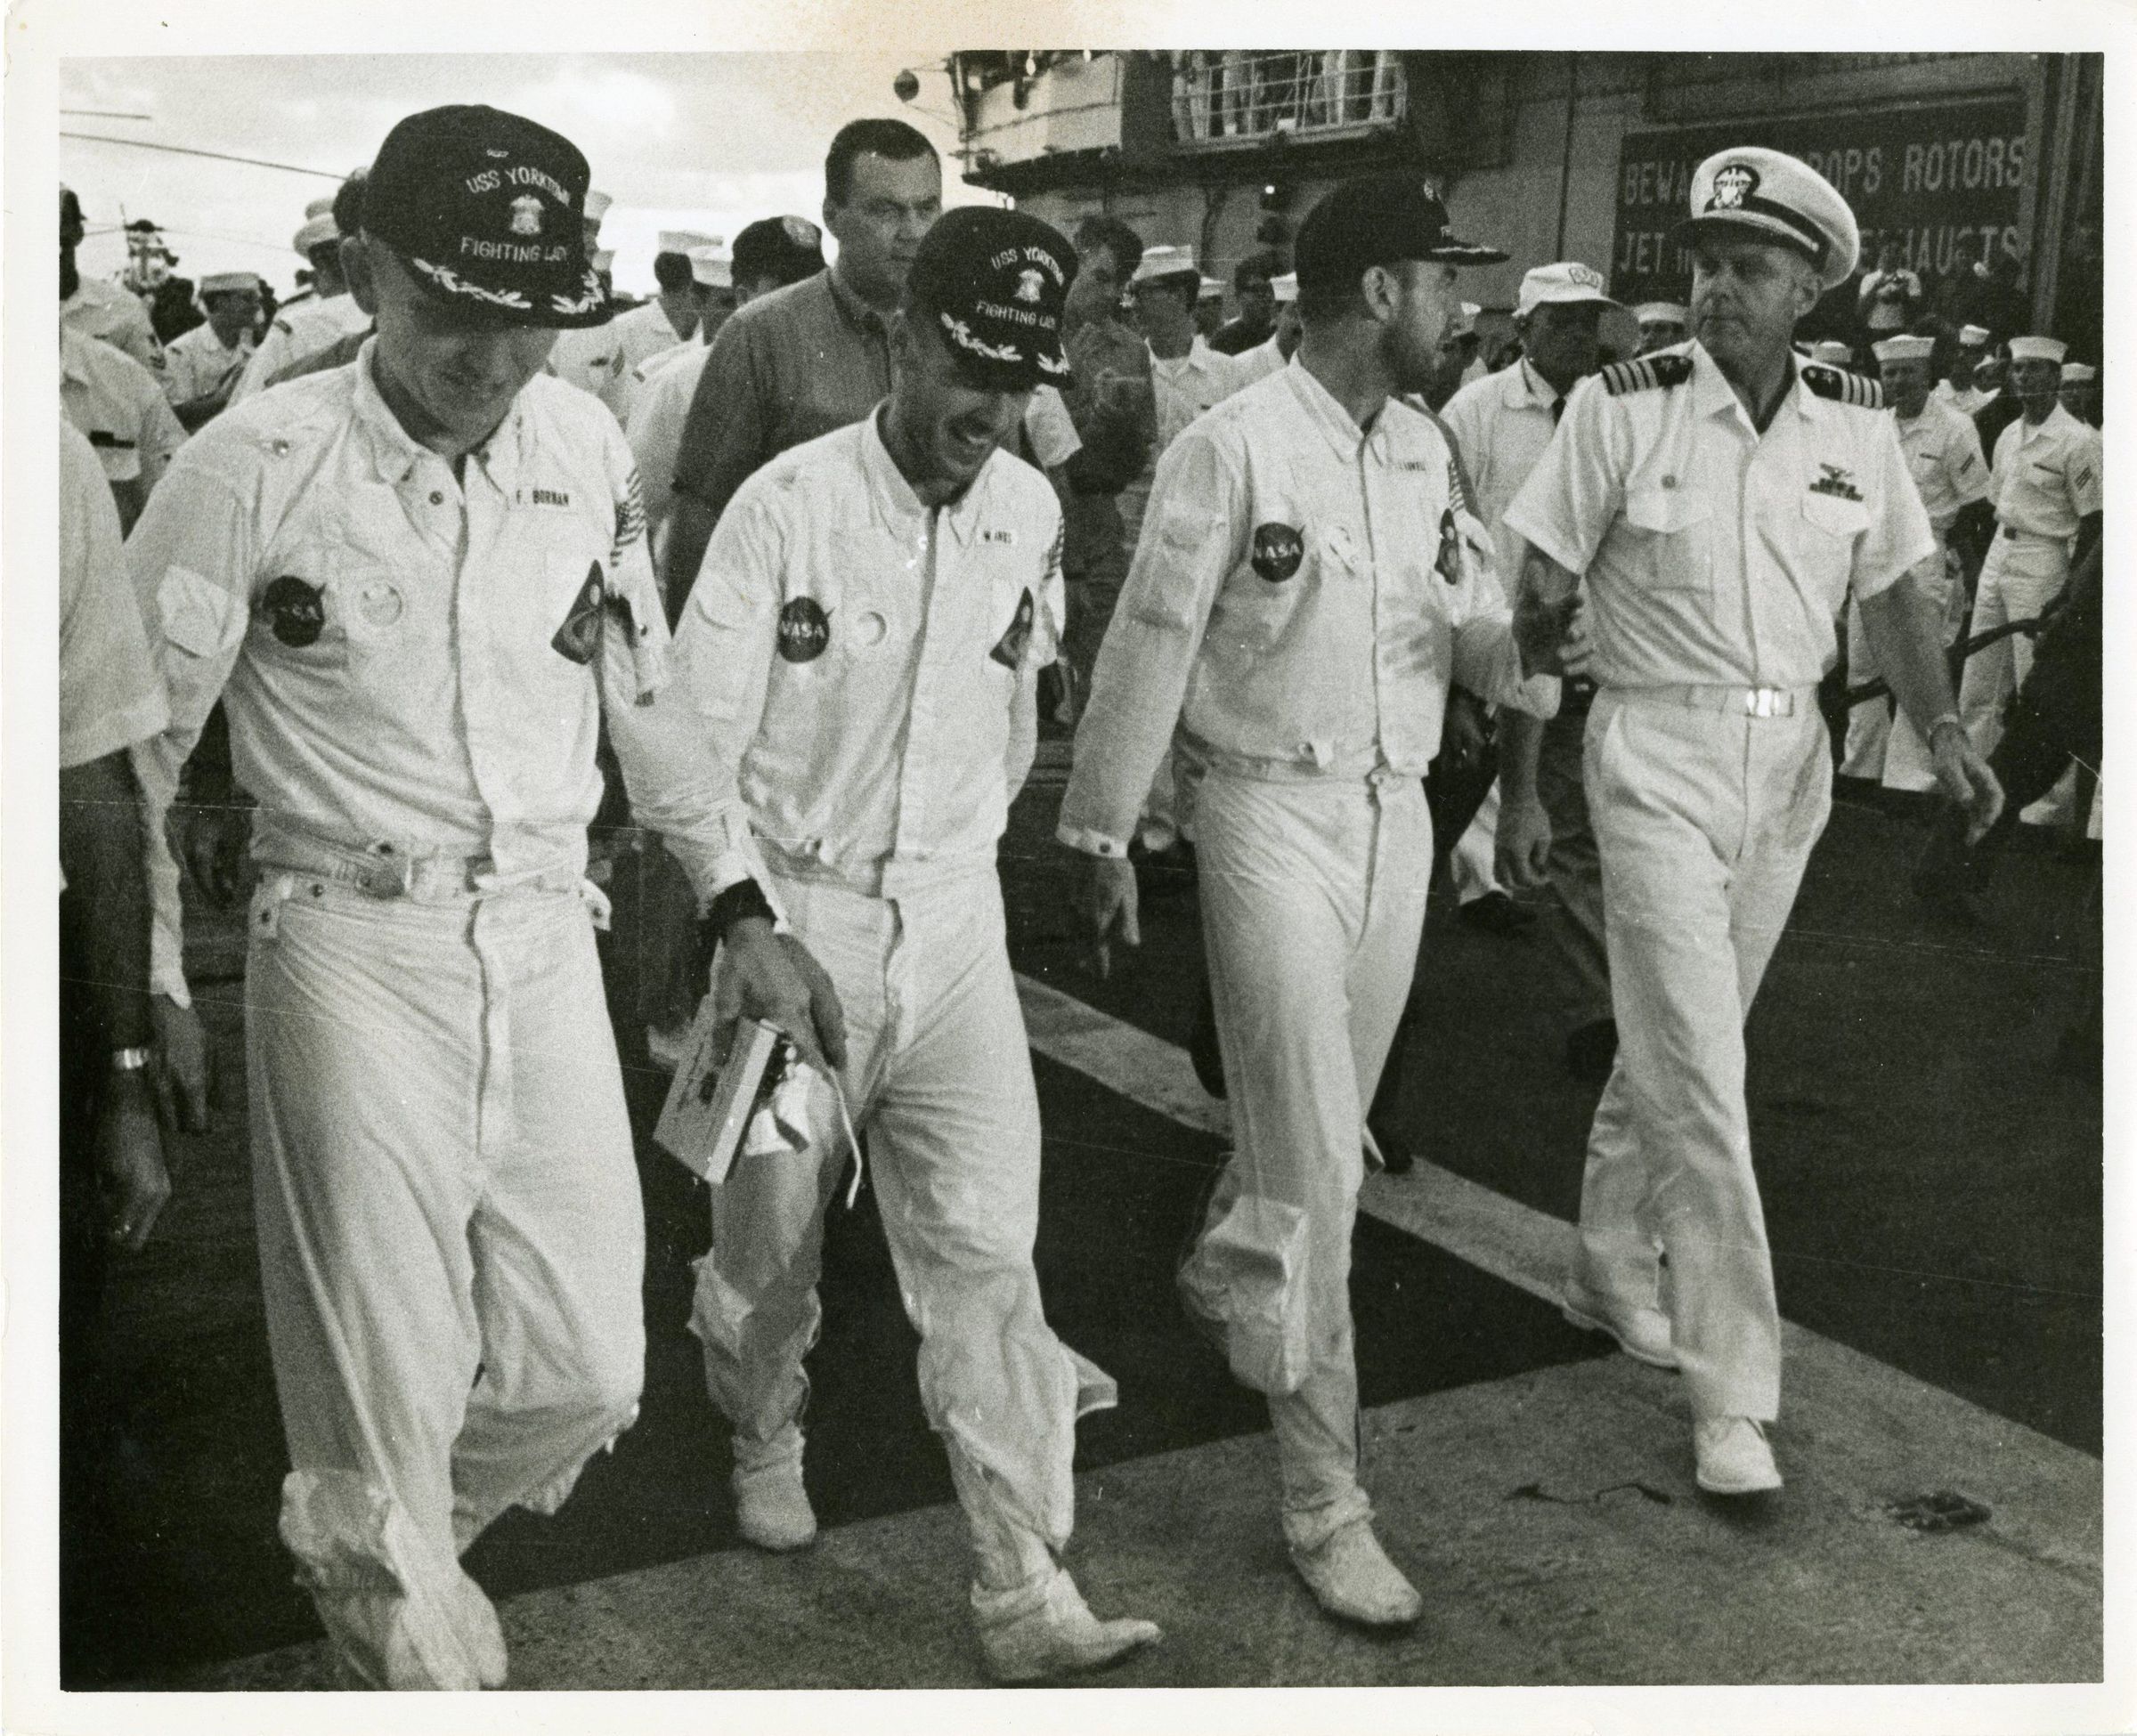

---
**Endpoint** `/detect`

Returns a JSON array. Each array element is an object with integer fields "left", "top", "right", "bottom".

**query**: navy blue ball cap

[
  {"left": 906, "top": 206, "right": 1078, "bottom": 390},
  {"left": 363, "top": 104, "right": 611, "bottom": 329},
  {"left": 731, "top": 215, "right": 827, "bottom": 290},
  {"left": 1294, "top": 174, "right": 1507, "bottom": 294}
]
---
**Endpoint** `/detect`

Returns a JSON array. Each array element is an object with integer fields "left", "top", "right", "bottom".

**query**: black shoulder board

[
  {"left": 1599, "top": 353, "right": 1693, "bottom": 396},
  {"left": 1801, "top": 363, "right": 1884, "bottom": 410}
]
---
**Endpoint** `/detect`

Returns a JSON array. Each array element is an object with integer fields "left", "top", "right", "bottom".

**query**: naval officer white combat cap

[{"left": 1678, "top": 144, "right": 1861, "bottom": 292}]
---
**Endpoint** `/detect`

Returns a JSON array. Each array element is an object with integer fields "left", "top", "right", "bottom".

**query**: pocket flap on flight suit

[{"left": 158, "top": 564, "right": 242, "bottom": 659}]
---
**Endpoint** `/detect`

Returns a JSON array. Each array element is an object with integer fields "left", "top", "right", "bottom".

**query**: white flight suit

[
  {"left": 1862, "top": 396, "right": 1990, "bottom": 790},
  {"left": 1060, "top": 360, "right": 1556, "bottom": 1548},
  {"left": 670, "top": 409, "right": 1114, "bottom": 1616},
  {"left": 1504, "top": 345, "right": 1932, "bottom": 1424},
  {"left": 1955, "top": 403, "right": 2102, "bottom": 756},
  {"left": 129, "top": 342, "right": 772, "bottom": 1690}
]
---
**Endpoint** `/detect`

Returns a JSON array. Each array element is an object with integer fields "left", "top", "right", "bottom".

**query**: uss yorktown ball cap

[
  {"left": 362, "top": 104, "right": 612, "bottom": 329},
  {"left": 906, "top": 205, "right": 1077, "bottom": 390},
  {"left": 1294, "top": 173, "right": 1507, "bottom": 294},
  {"left": 1678, "top": 144, "right": 1861, "bottom": 292}
]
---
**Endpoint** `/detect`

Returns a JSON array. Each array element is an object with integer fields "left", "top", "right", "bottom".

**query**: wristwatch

[
  {"left": 1926, "top": 711, "right": 1965, "bottom": 743},
  {"left": 110, "top": 1046, "right": 153, "bottom": 1073}
]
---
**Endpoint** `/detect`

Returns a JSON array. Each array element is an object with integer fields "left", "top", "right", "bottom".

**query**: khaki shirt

[
  {"left": 162, "top": 320, "right": 255, "bottom": 409},
  {"left": 61, "top": 327, "right": 186, "bottom": 489},
  {"left": 1504, "top": 342, "right": 1935, "bottom": 692},
  {"left": 673, "top": 410, "right": 1063, "bottom": 896},
  {"left": 61, "top": 274, "right": 164, "bottom": 372},
  {"left": 130, "top": 340, "right": 768, "bottom": 998},
  {"left": 1060, "top": 360, "right": 1556, "bottom": 856},
  {"left": 672, "top": 269, "right": 891, "bottom": 527},
  {"left": 1988, "top": 402, "right": 2102, "bottom": 539},
  {"left": 231, "top": 294, "right": 372, "bottom": 404}
]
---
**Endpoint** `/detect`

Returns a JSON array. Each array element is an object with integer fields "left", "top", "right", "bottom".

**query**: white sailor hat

[
  {"left": 2008, "top": 335, "right": 2067, "bottom": 364},
  {"left": 590, "top": 248, "right": 615, "bottom": 273},
  {"left": 1973, "top": 355, "right": 2002, "bottom": 383},
  {"left": 199, "top": 270, "right": 260, "bottom": 296},
  {"left": 1810, "top": 340, "right": 1854, "bottom": 366},
  {"left": 1447, "top": 300, "right": 1480, "bottom": 338},
  {"left": 1681, "top": 145, "right": 1860, "bottom": 291},
  {"left": 294, "top": 215, "right": 339, "bottom": 255},
  {"left": 688, "top": 244, "right": 732, "bottom": 288},
  {"left": 2060, "top": 361, "right": 2096, "bottom": 383},
  {"left": 1130, "top": 243, "right": 1199, "bottom": 288},
  {"left": 658, "top": 228, "right": 719, "bottom": 255},
  {"left": 1199, "top": 275, "right": 1226, "bottom": 300},
  {"left": 584, "top": 189, "right": 613, "bottom": 223},
  {"left": 1956, "top": 324, "right": 1991, "bottom": 348},
  {"left": 1634, "top": 301, "right": 1688, "bottom": 327},
  {"left": 1871, "top": 333, "right": 1933, "bottom": 364},
  {"left": 1271, "top": 272, "right": 1298, "bottom": 304},
  {"left": 305, "top": 194, "right": 336, "bottom": 220},
  {"left": 1516, "top": 261, "right": 1619, "bottom": 317}
]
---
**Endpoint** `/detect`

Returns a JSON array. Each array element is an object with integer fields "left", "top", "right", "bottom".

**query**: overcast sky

[{"left": 59, "top": 53, "right": 995, "bottom": 296}]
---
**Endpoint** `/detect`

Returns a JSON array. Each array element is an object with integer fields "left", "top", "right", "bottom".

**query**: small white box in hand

[{"left": 654, "top": 1009, "right": 793, "bottom": 1185}]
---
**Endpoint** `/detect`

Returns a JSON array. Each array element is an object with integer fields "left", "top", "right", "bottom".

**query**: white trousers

[
  {"left": 1574, "top": 693, "right": 1832, "bottom": 1422},
  {"left": 1957, "top": 533, "right": 2070, "bottom": 757},
  {"left": 1181, "top": 772, "right": 1433, "bottom": 1550},
  {"left": 246, "top": 873, "right": 644, "bottom": 1691},
  {"left": 691, "top": 872, "right": 1113, "bottom": 1607}
]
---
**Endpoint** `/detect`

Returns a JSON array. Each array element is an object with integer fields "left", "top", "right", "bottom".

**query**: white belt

[{"left": 1617, "top": 684, "right": 1816, "bottom": 718}]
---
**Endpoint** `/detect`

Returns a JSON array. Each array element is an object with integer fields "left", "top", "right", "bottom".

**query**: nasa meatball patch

[
  {"left": 776, "top": 596, "right": 832, "bottom": 663},
  {"left": 1251, "top": 522, "right": 1304, "bottom": 582},
  {"left": 990, "top": 588, "right": 1036, "bottom": 669},
  {"left": 262, "top": 574, "right": 327, "bottom": 647}
]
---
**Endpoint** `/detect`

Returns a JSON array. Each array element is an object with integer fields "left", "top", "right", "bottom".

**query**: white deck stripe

[{"left": 1016, "top": 970, "right": 1572, "bottom": 1302}]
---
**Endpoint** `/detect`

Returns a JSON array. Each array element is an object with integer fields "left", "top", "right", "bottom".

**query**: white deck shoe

[
  {"left": 1694, "top": 1416, "right": 1784, "bottom": 1495},
  {"left": 1288, "top": 1519, "right": 1423, "bottom": 1628},
  {"left": 977, "top": 1568, "right": 1162, "bottom": 1683},
  {"left": 732, "top": 1455, "right": 817, "bottom": 1551},
  {"left": 1562, "top": 1278, "right": 1678, "bottom": 1370}
]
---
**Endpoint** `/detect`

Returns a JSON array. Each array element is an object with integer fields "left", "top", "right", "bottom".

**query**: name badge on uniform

[{"left": 1251, "top": 523, "right": 1304, "bottom": 583}]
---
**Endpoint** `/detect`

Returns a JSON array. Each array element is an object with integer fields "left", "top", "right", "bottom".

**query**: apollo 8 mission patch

[{"left": 1251, "top": 523, "right": 1304, "bottom": 582}]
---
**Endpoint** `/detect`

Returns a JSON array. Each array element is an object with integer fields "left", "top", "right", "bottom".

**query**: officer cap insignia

[
  {"left": 550, "top": 564, "right": 606, "bottom": 665},
  {"left": 1600, "top": 353, "right": 1692, "bottom": 395},
  {"left": 989, "top": 588, "right": 1036, "bottom": 668},
  {"left": 1251, "top": 523, "right": 1304, "bottom": 582},
  {"left": 1709, "top": 162, "right": 1759, "bottom": 210},
  {"left": 261, "top": 574, "right": 327, "bottom": 647},
  {"left": 1433, "top": 508, "right": 1462, "bottom": 584},
  {"left": 1801, "top": 362, "right": 1884, "bottom": 409},
  {"left": 776, "top": 596, "right": 832, "bottom": 663}
]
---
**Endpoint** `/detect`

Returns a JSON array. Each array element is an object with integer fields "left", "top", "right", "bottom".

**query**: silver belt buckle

[{"left": 1744, "top": 687, "right": 1787, "bottom": 718}]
